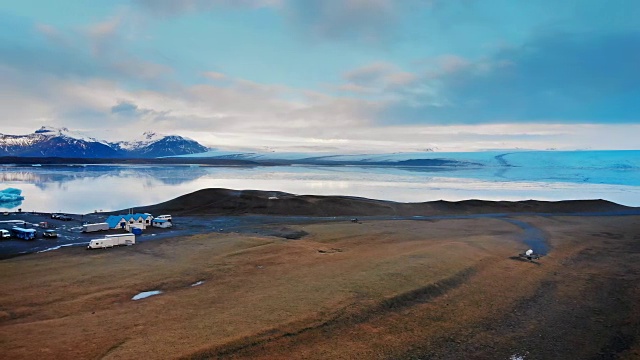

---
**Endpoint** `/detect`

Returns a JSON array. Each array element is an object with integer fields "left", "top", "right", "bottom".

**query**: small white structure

[
  {"left": 106, "top": 233, "right": 136, "bottom": 242},
  {"left": 87, "top": 238, "right": 115, "bottom": 249},
  {"left": 152, "top": 218, "right": 172, "bottom": 228},
  {"left": 87, "top": 233, "right": 135, "bottom": 249},
  {"left": 82, "top": 222, "right": 109, "bottom": 233},
  {"left": 125, "top": 222, "right": 145, "bottom": 232},
  {"left": 156, "top": 215, "right": 172, "bottom": 222}
]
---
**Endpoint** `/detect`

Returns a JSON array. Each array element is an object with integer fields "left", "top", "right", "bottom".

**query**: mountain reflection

[{"left": 0, "top": 165, "right": 209, "bottom": 188}]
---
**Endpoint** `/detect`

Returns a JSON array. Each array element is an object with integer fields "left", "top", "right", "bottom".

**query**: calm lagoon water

[{"left": 1, "top": 160, "right": 639, "bottom": 214}]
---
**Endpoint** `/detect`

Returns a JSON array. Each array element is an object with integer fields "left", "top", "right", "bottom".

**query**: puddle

[
  {"left": 190, "top": 280, "right": 205, "bottom": 287},
  {"left": 501, "top": 218, "right": 549, "bottom": 255},
  {"left": 132, "top": 290, "right": 163, "bottom": 300}
]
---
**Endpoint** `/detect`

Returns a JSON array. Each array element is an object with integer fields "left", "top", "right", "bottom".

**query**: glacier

[{"left": 176, "top": 150, "right": 640, "bottom": 187}]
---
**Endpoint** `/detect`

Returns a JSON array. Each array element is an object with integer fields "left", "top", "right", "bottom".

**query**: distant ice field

[{"left": 1, "top": 150, "right": 639, "bottom": 213}]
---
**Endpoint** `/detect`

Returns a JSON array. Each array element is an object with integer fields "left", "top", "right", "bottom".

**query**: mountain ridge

[
  {"left": 0, "top": 127, "right": 209, "bottom": 158},
  {"left": 118, "top": 188, "right": 637, "bottom": 217}
]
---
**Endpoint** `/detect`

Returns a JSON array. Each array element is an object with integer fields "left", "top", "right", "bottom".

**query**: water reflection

[
  {"left": 0, "top": 164, "right": 638, "bottom": 214},
  {"left": 0, "top": 165, "right": 210, "bottom": 189}
]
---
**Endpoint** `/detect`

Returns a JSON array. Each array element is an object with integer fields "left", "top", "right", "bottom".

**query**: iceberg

[{"left": 0, "top": 188, "right": 25, "bottom": 209}]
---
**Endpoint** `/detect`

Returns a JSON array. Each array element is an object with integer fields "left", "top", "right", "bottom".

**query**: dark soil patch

[
  {"left": 317, "top": 248, "right": 342, "bottom": 254},
  {"left": 376, "top": 267, "right": 476, "bottom": 312},
  {"left": 257, "top": 227, "right": 308, "bottom": 240}
]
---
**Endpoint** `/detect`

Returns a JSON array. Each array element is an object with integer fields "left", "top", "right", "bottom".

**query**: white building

[{"left": 152, "top": 218, "right": 172, "bottom": 228}]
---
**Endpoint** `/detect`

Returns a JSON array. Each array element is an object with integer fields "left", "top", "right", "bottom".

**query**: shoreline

[{"left": 2, "top": 204, "right": 639, "bottom": 260}]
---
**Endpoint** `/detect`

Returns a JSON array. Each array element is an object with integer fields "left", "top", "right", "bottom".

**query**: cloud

[
  {"left": 1, "top": 51, "right": 379, "bottom": 143},
  {"left": 376, "top": 32, "right": 640, "bottom": 125},
  {"left": 133, "top": 0, "right": 429, "bottom": 43},
  {"left": 344, "top": 62, "right": 395, "bottom": 86},
  {"left": 0, "top": 13, "right": 171, "bottom": 86},
  {"left": 340, "top": 62, "right": 418, "bottom": 95},
  {"left": 3, "top": 59, "right": 639, "bottom": 151},
  {"left": 111, "top": 100, "right": 139, "bottom": 114},
  {"left": 86, "top": 15, "right": 123, "bottom": 57},
  {"left": 133, "top": 0, "right": 281, "bottom": 14},
  {"left": 202, "top": 71, "right": 226, "bottom": 80},
  {"left": 3, "top": 4, "right": 639, "bottom": 151},
  {"left": 284, "top": 0, "right": 399, "bottom": 43},
  {"left": 34, "top": 23, "right": 70, "bottom": 47},
  {"left": 87, "top": 16, "right": 121, "bottom": 38}
]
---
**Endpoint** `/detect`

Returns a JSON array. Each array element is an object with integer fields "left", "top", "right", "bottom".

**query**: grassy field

[{"left": 1, "top": 215, "right": 639, "bottom": 359}]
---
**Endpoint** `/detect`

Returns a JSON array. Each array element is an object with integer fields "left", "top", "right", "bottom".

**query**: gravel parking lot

[{"left": 0, "top": 211, "right": 344, "bottom": 259}]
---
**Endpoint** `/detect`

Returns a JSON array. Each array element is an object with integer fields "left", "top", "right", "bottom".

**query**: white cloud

[
  {"left": 3, "top": 11, "right": 639, "bottom": 153},
  {"left": 87, "top": 16, "right": 122, "bottom": 38},
  {"left": 340, "top": 62, "right": 418, "bottom": 95},
  {"left": 4, "top": 53, "right": 639, "bottom": 152},
  {"left": 202, "top": 71, "right": 227, "bottom": 80},
  {"left": 134, "top": 0, "right": 282, "bottom": 14}
]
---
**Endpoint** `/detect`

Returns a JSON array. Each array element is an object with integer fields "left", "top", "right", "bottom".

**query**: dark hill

[{"left": 123, "top": 188, "right": 634, "bottom": 217}]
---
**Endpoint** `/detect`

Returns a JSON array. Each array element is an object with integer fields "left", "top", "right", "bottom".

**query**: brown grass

[{"left": 1, "top": 216, "right": 639, "bottom": 359}]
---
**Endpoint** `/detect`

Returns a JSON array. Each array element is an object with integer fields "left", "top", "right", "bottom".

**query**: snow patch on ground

[
  {"left": 132, "top": 290, "right": 163, "bottom": 300},
  {"left": 37, "top": 242, "right": 88, "bottom": 253}
]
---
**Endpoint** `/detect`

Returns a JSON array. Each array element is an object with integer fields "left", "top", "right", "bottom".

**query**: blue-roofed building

[{"left": 105, "top": 213, "right": 153, "bottom": 230}]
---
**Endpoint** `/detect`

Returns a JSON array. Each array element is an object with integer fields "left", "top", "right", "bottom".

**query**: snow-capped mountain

[
  {"left": 112, "top": 131, "right": 209, "bottom": 157},
  {"left": 0, "top": 127, "right": 209, "bottom": 158},
  {"left": 113, "top": 131, "right": 166, "bottom": 151}
]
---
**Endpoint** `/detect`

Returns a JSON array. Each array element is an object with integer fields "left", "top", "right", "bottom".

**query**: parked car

[
  {"left": 43, "top": 230, "right": 58, "bottom": 238},
  {"left": 58, "top": 215, "right": 73, "bottom": 221}
]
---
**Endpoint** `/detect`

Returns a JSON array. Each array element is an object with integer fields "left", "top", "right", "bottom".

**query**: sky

[{"left": 0, "top": 0, "right": 639, "bottom": 152}]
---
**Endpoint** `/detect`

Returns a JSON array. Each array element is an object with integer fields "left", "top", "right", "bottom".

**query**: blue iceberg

[{"left": 0, "top": 188, "right": 25, "bottom": 209}]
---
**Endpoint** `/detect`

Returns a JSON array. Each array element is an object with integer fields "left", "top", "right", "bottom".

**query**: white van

[
  {"left": 156, "top": 215, "right": 172, "bottom": 222},
  {"left": 0, "top": 229, "right": 10, "bottom": 239}
]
